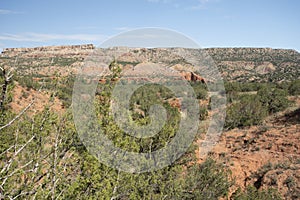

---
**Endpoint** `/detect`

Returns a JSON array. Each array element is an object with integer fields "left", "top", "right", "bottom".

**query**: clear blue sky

[{"left": 0, "top": 0, "right": 299, "bottom": 51}]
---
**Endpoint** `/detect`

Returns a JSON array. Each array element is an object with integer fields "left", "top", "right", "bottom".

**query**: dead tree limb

[{"left": 0, "top": 67, "right": 13, "bottom": 111}]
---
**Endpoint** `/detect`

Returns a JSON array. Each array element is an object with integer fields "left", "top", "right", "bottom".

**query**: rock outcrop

[{"left": 180, "top": 71, "right": 205, "bottom": 83}]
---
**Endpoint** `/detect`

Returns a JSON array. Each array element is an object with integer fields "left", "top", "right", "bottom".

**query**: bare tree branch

[
  {"left": 51, "top": 125, "right": 60, "bottom": 200},
  {"left": 110, "top": 170, "right": 120, "bottom": 200},
  {"left": 0, "top": 67, "right": 14, "bottom": 111},
  {"left": 1, "top": 160, "right": 33, "bottom": 187},
  {"left": 0, "top": 100, "right": 34, "bottom": 131},
  {"left": 0, "top": 135, "right": 35, "bottom": 174}
]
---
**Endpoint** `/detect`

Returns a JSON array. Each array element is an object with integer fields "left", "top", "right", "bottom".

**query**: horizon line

[{"left": 1, "top": 43, "right": 299, "bottom": 53}]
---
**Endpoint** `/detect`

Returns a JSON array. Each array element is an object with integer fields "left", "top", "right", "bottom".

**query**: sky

[{"left": 0, "top": 0, "right": 299, "bottom": 51}]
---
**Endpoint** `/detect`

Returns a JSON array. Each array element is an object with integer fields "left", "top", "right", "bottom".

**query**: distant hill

[
  {"left": 1, "top": 44, "right": 299, "bottom": 83},
  {"left": 206, "top": 47, "right": 300, "bottom": 82}
]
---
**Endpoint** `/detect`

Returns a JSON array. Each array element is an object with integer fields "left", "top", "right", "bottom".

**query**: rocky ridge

[{"left": 1, "top": 45, "right": 300, "bottom": 82}]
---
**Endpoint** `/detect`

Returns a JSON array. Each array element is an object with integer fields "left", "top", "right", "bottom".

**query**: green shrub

[
  {"left": 232, "top": 186, "right": 282, "bottom": 200},
  {"left": 288, "top": 79, "right": 300, "bottom": 95},
  {"left": 258, "top": 86, "right": 289, "bottom": 113},
  {"left": 191, "top": 82, "right": 208, "bottom": 99},
  {"left": 225, "top": 95, "right": 267, "bottom": 129},
  {"left": 181, "top": 158, "right": 232, "bottom": 199}
]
